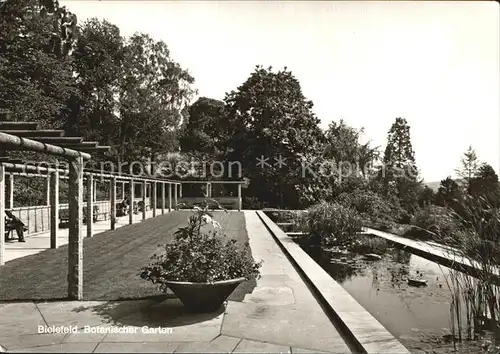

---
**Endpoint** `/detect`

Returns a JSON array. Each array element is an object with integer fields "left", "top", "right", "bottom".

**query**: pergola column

[
  {"left": 0, "top": 164, "right": 5, "bottom": 265},
  {"left": 152, "top": 182, "right": 157, "bottom": 217},
  {"left": 110, "top": 177, "right": 116, "bottom": 230},
  {"left": 238, "top": 183, "right": 242, "bottom": 211},
  {"left": 45, "top": 175, "right": 50, "bottom": 206},
  {"left": 161, "top": 182, "right": 165, "bottom": 215},
  {"left": 92, "top": 179, "right": 97, "bottom": 202},
  {"left": 179, "top": 183, "right": 182, "bottom": 198},
  {"left": 50, "top": 170, "right": 59, "bottom": 248},
  {"left": 174, "top": 183, "right": 178, "bottom": 208},
  {"left": 121, "top": 181, "right": 125, "bottom": 199},
  {"left": 67, "top": 156, "right": 84, "bottom": 300},
  {"left": 142, "top": 181, "right": 146, "bottom": 220},
  {"left": 168, "top": 183, "right": 172, "bottom": 212},
  {"left": 86, "top": 174, "right": 93, "bottom": 238},
  {"left": 129, "top": 179, "right": 134, "bottom": 225},
  {"left": 6, "top": 173, "right": 13, "bottom": 209}
]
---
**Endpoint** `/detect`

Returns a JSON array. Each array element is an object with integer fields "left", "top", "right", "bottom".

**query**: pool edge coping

[{"left": 256, "top": 210, "right": 411, "bottom": 354}]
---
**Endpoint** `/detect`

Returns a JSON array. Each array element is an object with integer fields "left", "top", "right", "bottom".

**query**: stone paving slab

[
  {"left": 0, "top": 302, "right": 46, "bottom": 337},
  {"left": 174, "top": 335, "right": 242, "bottom": 353},
  {"left": 8, "top": 343, "right": 98, "bottom": 352},
  {"left": 232, "top": 339, "right": 291, "bottom": 353},
  {"left": 93, "top": 342, "right": 179, "bottom": 353},
  {"left": 0, "top": 334, "right": 66, "bottom": 351},
  {"left": 222, "top": 301, "right": 349, "bottom": 353}
]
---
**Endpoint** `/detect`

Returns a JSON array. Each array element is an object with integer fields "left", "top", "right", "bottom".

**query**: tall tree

[
  {"left": 455, "top": 145, "right": 480, "bottom": 189},
  {"left": 62, "top": 18, "right": 124, "bottom": 147},
  {"left": 0, "top": 0, "right": 78, "bottom": 125},
  {"left": 322, "top": 120, "right": 379, "bottom": 195},
  {"left": 116, "top": 33, "right": 196, "bottom": 168},
  {"left": 381, "top": 117, "right": 421, "bottom": 212},
  {"left": 180, "top": 97, "right": 227, "bottom": 157},
  {"left": 468, "top": 163, "right": 500, "bottom": 206},
  {"left": 323, "top": 120, "right": 360, "bottom": 165},
  {"left": 358, "top": 141, "right": 380, "bottom": 178},
  {"left": 224, "top": 65, "right": 325, "bottom": 208},
  {"left": 417, "top": 185, "right": 436, "bottom": 207}
]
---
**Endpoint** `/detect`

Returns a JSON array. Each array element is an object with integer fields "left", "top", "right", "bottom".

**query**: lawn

[{"left": 0, "top": 211, "right": 256, "bottom": 301}]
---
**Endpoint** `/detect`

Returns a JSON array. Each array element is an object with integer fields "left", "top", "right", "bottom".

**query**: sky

[{"left": 61, "top": 0, "right": 500, "bottom": 182}]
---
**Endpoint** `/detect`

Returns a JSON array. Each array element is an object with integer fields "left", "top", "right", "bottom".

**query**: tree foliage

[
  {"left": 180, "top": 97, "right": 226, "bottom": 157},
  {"left": 468, "top": 163, "right": 500, "bottom": 206},
  {"left": 379, "top": 117, "right": 421, "bottom": 212},
  {"left": 455, "top": 145, "right": 480, "bottom": 189},
  {"left": 223, "top": 65, "right": 325, "bottom": 208},
  {"left": 436, "top": 176, "right": 462, "bottom": 208},
  {"left": 0, "top": 0, "right": 78, "bottom": 125}
]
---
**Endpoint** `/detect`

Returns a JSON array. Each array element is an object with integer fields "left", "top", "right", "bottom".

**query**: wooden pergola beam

[
  {"left": 35, "top": 137, "right": 84, "bottom": 144},
  {"left": 178, "top": 180, "right": 244, "bottom": 184},
  {"left": 0, "top": 158, "right": 24, "bottom": 164},
  {"left": 0, "top": 132, "right": 91, "bottom": 160},
  {"left": 0, "top": 130, "right": 65, "bottom": 137},
  {"left": 61, "top": 146, "right": 110, "bottom": 152},
  {"left": 0, "top": 122, "right": 38, "bottom": 130}
]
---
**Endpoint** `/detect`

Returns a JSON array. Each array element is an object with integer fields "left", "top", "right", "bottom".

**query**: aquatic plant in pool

[{"left": 438, "top": 196, "right": 500, "bottom": 351}]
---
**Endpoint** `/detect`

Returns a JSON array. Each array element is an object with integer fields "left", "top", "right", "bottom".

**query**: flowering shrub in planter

[{"left": 140, "top": 198, "right": 261, "bottom": 312}]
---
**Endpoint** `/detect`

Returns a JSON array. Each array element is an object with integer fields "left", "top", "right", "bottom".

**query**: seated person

[
  {"left": 5, "top": 211, "right": 27, "bottom": 242},
  {"left": 116, "top": 199, "right": 129, "bottom": 216}
]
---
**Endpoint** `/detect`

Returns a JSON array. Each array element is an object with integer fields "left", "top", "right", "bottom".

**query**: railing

[{"left": 8, "top": 197, "right": 151, "bottom": 235}]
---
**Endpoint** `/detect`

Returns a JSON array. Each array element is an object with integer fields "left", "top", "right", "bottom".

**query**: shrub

[
  {"left": 409, "top": 205, "right": 460, "bottom": 243},
  {"left": 336, "top": 189, "right": 407, "bottom": 228},
  {"left": 349, "top": 234, "right": 391, "bottom": 254},
  {"left": 243, "top": 196, "right": 268, "bottom": 210},
  {"left": 301, "top": 201, "right": 362, "bottom": 248},
  {"left": 140, "top": 199, "right": 262, "bottom": 291}
]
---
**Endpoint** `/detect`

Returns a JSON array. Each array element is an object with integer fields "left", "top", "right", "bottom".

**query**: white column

[
  {"left": 238, "top": 183, "right": 242, "bottom": 211},
  {"left": 168, "top": 183, "right": 172, "bottom": 212},
  {"left": 45, "top": 175, "right": 50, "bottom": 206},
  {"left": 86, "top": 174, "right": 93, "bottom": 238},
  {"left": 110, "top": 177, "right": 116, "bottom": 230},
  {"left": 129, "top": 180, "right": 134, "bottom": 225},
  {"left": 6, "top": 174, "right": 13, "bottom": 209},
  {"left": 174, "top": 183, "right": 178, "bottom": 208},
  {"left": 142, "top": 181, "right": 146, "bottom": 220},
  {"left": 152, "top": 182, "right": 157, "bottom": 217},
  {"left": 50, "top": 170, "right": 59, "bottom": 248},
  {"left": 161, "top": 182, "right": 165, "bottom": 215},
  {"left": 0, "top": 164, "right": 5, "bottom": 265}
]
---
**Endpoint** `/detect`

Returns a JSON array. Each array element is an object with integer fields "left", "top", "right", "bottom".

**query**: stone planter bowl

[{"left": 165, "top": 277, "right": 246, "bottom": 313}]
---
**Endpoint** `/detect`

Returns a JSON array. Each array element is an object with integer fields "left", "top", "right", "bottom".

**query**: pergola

[{"left": 0, "top": 119, "right": 181, "bottom": 299}]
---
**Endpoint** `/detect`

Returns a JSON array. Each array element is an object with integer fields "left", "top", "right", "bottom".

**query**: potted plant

[{"left": 140, "top": 198, "right": 262, "bottom": 313}]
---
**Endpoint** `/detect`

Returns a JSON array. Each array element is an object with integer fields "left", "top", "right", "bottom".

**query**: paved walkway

[
  {"left": 0, "top": 211, "right": 351, "bottom": 353},
  {"left": 3, "top": 209, "right": 165, "bottom": 263}
]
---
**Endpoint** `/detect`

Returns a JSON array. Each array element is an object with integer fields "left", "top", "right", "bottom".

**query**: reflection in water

[{"left": 300, "top": 243, "right": 491, "bottom": 353}]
